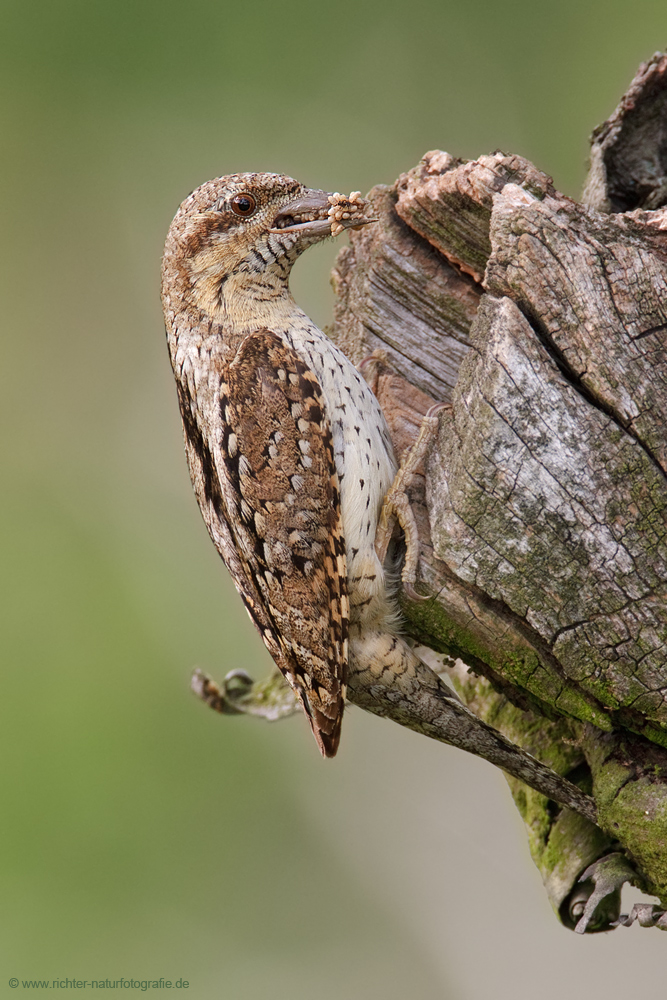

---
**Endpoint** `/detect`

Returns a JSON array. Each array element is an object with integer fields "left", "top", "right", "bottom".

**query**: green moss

[
  {"left": 401, "top": 592, "right": 497, "bottom": 672},
  {"left": 402, "top": 592, "right": 612, "bottom": 731},
  {"left": 634, "top": 722, "right": 667, "bottom": 750},
  {"left": 584, "top": 740, "right": 667, "bottom": 900},
  {"left": 597, "top": 785, "right": 667, "bottom": 901},
  {"left": 555, "top": 685, "right": 613, "bottom": 731},
  {"left": 537, "top": 809, "right": 616, "bottom": 918}
]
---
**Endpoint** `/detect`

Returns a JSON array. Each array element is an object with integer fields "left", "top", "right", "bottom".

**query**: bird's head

[{"left": 162, "top": 172, "right": 374, "bottom": 320}]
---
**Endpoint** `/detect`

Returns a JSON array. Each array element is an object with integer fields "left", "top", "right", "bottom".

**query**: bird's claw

[
  {"left": 402, "top": 582, "right": 430, "bottom": 603},
  {"left": 375, "top": 402, "right": 449, "bottom": 596}
]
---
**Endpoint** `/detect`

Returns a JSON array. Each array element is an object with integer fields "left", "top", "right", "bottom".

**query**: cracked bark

[{"left": 329, "top": 53, "right": 667, "bottom": 928}]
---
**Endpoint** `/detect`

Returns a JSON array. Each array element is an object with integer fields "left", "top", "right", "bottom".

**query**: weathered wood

[
  {"left": 329, "top": 59, "right": 667, "bottom": 920},
  {"left": 395, "top": 150, "right": 555, "bottom": 281},
  {"left": 486, "top": 186, "right": 667, "bottom": 472},
  {"left": 430, "top": 290, "right": 667, "bottom": 733},
  {"left": 582, "top": 51, "right": 667, "bottom": 213},
  {"left": 330, "top": 182, "right": 478, "bottom": 399}
]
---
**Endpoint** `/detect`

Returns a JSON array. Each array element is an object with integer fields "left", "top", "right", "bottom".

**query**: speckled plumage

[{"left": 161, "top": 172, "right": 397, "bottom": 755}]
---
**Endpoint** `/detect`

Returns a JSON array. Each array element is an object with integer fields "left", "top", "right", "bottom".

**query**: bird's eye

[{"left": 231, "top": 193, "right": 257, "bottom": 217}]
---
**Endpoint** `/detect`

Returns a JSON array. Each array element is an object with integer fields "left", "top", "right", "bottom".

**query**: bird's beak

[{"left": 270, "top": 189, "right": 375, "bottom": 238}]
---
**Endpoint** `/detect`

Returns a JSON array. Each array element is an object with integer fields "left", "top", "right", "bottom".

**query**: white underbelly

[{"left": 281, "top": 322, "right": 397, "bottom": 612}]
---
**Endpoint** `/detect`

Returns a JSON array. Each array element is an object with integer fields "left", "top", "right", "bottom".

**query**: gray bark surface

[{"left": 330, "top": 55, "right": 667, "bottom": 922}]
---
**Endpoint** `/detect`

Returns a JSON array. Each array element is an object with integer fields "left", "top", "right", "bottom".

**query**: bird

[
  {"left": 161, "top": 174, "right": 392, "bottom": 757},
  {"left": 161, "top": 171, "right": 597, "bottom": 822}
]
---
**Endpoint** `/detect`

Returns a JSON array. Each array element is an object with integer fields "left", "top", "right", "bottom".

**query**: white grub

[{"left": 328, "top": 191, "right": 369, "bottom": 237}]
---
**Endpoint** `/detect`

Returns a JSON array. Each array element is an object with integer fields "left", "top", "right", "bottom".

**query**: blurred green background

[{"left": 2, "top": 1, "right": 666, "bottom": 996}]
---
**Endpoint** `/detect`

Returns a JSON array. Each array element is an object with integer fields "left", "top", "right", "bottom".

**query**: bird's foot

[
  {"left": 357, "top": 349, "right": 389, "bottom": 395},
  {"left": 375, "top": 402, "right": 449, "bottom": 600},
  {"left": 191, "top": 667, "right": 299, "bottom": 721}
]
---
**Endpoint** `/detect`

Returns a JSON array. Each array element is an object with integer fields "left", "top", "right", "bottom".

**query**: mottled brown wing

[{"left": 216, "top": 329, "right": 349, "bottom": 756}]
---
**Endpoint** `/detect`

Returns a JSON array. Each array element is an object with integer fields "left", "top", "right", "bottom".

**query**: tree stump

[{"left": 329, "top": 52, "right": 667, "bottom": 931}]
